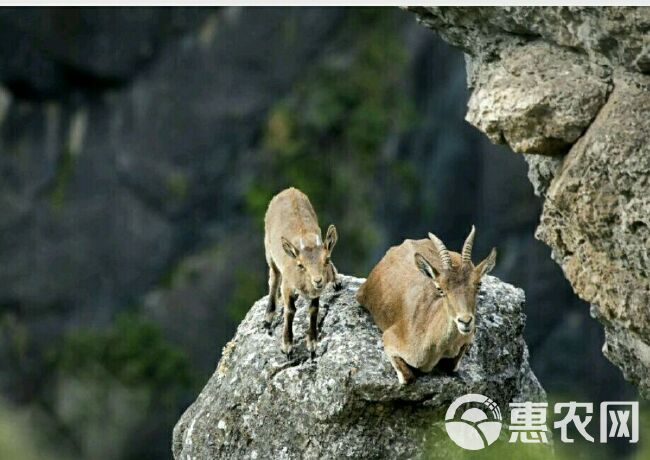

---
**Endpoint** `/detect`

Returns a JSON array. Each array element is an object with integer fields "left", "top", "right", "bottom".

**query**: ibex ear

[
  {"left": 414, "top": 253, "right": 439, "bottom": 279},
  {"left": 476, "top": 247, "right": 497, "bottom": 277},
  {"left": 325, "top": 224, "right": 338, "bottom": 252},
  {"left": 281, "top": 237, "right": 299, "bottom": 259}
]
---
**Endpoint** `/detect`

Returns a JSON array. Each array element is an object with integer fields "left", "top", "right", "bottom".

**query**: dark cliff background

[{"left": 0, "top": 7, "right": 634, "bottom": 460}]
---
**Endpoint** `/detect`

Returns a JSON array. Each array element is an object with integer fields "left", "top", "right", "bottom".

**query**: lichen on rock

[{"left": 173, "top": 275, "right": 543, "bottom": 459}]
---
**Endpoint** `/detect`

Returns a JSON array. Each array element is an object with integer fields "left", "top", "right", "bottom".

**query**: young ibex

[
  {"left": 356, "top": 227, "right": 496, "bottom": 384},
  {"left": 264, "top": 187, "right": 339, "bottom": 359}
]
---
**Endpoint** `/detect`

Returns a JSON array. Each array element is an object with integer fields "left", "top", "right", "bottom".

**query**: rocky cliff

[
  {"left": 409, "top": 6, "right": 650, "bottom": 396},
  {"left": 173, "top": 275, "right": 544, "bottom": 459},
  {"left": 0, "top": 7, "right": 632, "bottom": 459}
]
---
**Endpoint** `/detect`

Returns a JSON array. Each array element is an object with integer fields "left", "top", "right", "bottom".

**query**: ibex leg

[
  {"left": 264, "top": 261, "right": 280, "bottom": 332},
  {"left": 281, "top": 286, "right": 297, "bottom": 359},
  {"left": 306, "top": 297, "right": 319, "bottom": 359}
]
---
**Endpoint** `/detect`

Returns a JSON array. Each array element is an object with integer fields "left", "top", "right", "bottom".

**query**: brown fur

[
  {"left": 357, "top": 233, "right": 496, "bottom": 384},
  {"left": 264, "top": 187, "right": 338, "bottom": 358}
]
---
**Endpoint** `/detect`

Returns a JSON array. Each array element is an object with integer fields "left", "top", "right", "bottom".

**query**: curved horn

[
  {"left": 461, "top": 225, "right": 476, "bottom": 264},
  {"left": 428, "top": 232, "right": 451, "bottom": 270}
]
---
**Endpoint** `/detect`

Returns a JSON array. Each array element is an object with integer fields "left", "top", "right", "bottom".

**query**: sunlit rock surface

[{"left": 173, "top": 275, "right": 543, "bottom": 459}]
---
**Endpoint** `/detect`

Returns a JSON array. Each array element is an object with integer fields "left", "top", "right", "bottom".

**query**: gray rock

[
  {"left": 173, "top": 275, "right": 544, "bottom": 459},
  {"left": 537, "top": 71, "right": 650, "bottom": 397},
  {"left": 414, "top": 8, "right": 615, "bottom": 155},
  {"left": 524, "top": 154, "right": 563, "bottom": 198},
  {"left": 411, "top": 7, "right": 650, "bottom": 74},
  {"left": 409, "top": 6, "right": 650, "bottom": 397},
  {"left": 466, "top": 42, "right": 609, "bottom": 154},
  {"left": 0, "top": 8, "right": 205, "bottom": 96}
]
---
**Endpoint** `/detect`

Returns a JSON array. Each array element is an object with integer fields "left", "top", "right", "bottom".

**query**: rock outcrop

[
  {"left": 409, "top": 6, "right": 650, "bottom": 396},
  {"left": 173, "top": 275, "right": 544, "bottom": 459}
]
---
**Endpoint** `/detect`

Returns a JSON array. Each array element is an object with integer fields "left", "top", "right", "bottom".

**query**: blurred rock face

[
  {"left": 0, "top": 8, "right": 206, "bottom": 96},
  {"left": 0, "top": 7, "right": 345, "bottom": 322},
  {"left": 0, "top": 6, "right": 633, "bottom": 460},
  {"left": 173, "top": 275, "right": 544, "bottom": 459},
  {"left": 411, "top": 6, "right": 650, "bottom": 396}
]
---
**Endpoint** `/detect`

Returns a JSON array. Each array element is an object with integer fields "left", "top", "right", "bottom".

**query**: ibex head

[
  {"left": 281, "top": 224, "right": 338, "bottom": 294},
  {"left": 414, "top": 226, "right": 496, "bottom": 335}
]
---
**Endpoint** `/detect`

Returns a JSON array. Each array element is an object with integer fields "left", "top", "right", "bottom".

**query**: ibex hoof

[
  {"left": 310, "top": 351, "right": 316, "bottom": 360},
  {"left": 396, "top": 372, "right": 415, "bottom": 385},
  {"left": 281, "top": 342, "right": 293, "bottom": 359},
  {"left": 306, "top": 336, "right": 317, "bottom": 353}
]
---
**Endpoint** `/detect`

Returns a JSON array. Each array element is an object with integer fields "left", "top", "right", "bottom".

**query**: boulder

[
  {"left": 173, "top": 274, "right": 544, "bottom": 459},
  {"left": 465, "top": 42, "right": 609, "bottom": 155}
]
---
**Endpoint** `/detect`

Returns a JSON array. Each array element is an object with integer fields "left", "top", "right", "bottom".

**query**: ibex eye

[
  {"left": 436, "top": 287, "right": 445, "bottom": 297},
  {"left": 297, "top": 263, "right": 305, "bottom": 270}
]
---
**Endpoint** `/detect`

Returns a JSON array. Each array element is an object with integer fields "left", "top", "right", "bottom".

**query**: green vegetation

[
  {"left": 166, "top": 171, "right": 189, "bottom": 202},
  {"left": 0, "top": 309, "right": 196, "bottom": 459},
  {"left": 227, "top": 269, "right": 265, "bottom": 323},
  {"left": 48, "top": 312, "right": 196, "bottom": 406},
  {"left": 0, "top": 401, "right": 68, "bottom": 460},
  {"left": 425, "top": 432, "right": 551, "bottom": 460},
  {"left": 246, "top": 9, "right": 415, "bottom": 249},
  {"left": 49, "top": 146, "right": 76, "bottom": 211}
]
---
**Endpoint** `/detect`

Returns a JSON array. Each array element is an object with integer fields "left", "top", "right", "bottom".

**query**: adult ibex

[
  {"left": 264, "top": 187, "right": 339, "bottom": 359},
  {"left": 356, "top": 227, "right": 496, "bottom": 384}
]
